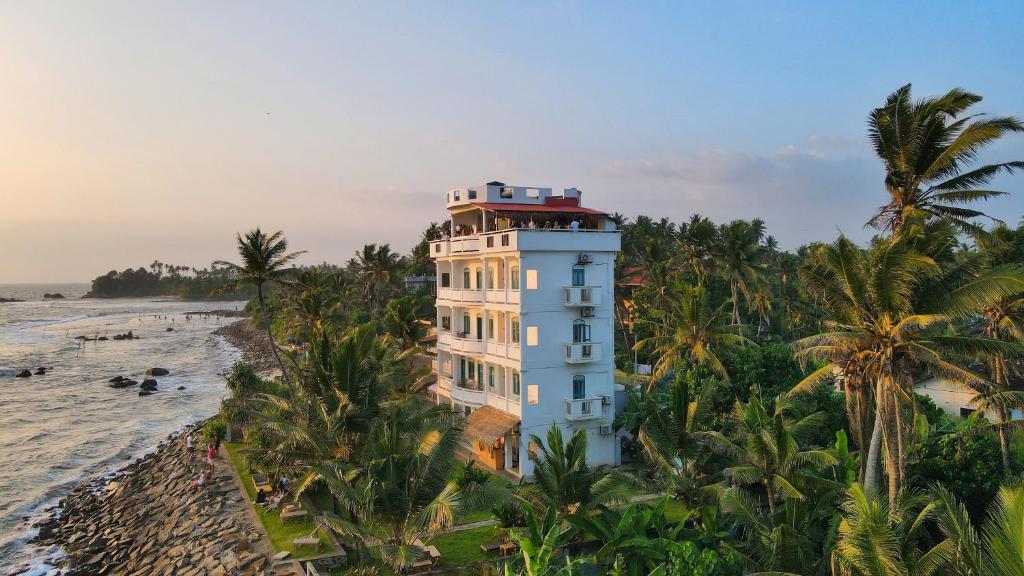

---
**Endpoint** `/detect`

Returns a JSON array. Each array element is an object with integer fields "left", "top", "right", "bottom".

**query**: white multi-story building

[{"left": 429, "top": 181, "right": 621, "bottom": 478}]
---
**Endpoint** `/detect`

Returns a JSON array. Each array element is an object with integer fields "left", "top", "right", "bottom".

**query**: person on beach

[
  {"left": 254, "top": 488, "right": 267, "bottom": 505},
  {"left": 194, "top": 471, "right": 206, "bottom": 489},
  {"left": 213, "top": 434, "right": 222, "bottom": 455},
  {"left": 206, "top": 444, "right": 215, "bottom": 474},
  {"left": 186, "top": 435, "right": 194, "bottom": 459}
]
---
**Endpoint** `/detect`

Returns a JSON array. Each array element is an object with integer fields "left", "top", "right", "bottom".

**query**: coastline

[
  {"left": 24, "top": 422, "right": 279, "bottom": 576},
  {"left": 212, "top": 320, "right": 280, "bottom": 377},
  {"left": 3, "top": 309, "right": 281, "bottom": 576}
]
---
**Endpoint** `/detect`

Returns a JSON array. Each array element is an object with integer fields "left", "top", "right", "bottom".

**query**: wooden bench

[
  {"left": 252, "top": 473, "right": 273, "bottom": 494},
  {"left": 480, "top": 540, "right": 503, "bottom": 556},
  {"left": 293, "top": 527, "right": 323, "bottom": 553},
  {"left": 281, "top": 509, "right": 308, "bottom": 522}
]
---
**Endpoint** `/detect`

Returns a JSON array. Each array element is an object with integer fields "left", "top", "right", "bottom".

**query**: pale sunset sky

[{"left": 2, "top": 1, "right": 1023, "bottom": 283}]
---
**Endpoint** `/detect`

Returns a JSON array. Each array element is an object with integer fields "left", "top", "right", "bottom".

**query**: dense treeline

[
  {"left": 85, "top": 260, "right": 254, "bottom": 299},
  {"left": 211, "top": 84, "right": 1024, "bottom": 575}
]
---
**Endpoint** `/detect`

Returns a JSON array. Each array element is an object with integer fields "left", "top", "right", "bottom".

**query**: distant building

[
  {"left": 429, "top": 182, "right": 621, "bottom": 478},
  {"left": 915, "top": 377, "right": 1024, "bottom": 421},
  {"left": 404, "top": 274, "right": 437, "bottom": 294}
]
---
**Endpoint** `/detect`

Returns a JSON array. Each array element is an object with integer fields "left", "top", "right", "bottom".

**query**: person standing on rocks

[
  {"left": 206, "top": 443, "right": 216, "bottom": 474},
  {"left": 186, "top": 434, "right": 194, "bottom": 460}
]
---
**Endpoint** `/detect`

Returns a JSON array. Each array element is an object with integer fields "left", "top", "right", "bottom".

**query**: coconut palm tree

[
  {"left": 633, "top": 281, "right": 751, "bottom": 382},
  {"left": 353, "top": 243, "right": 402, "bottom": 318},
  {"left": 791, "top": 234, "right": 1024, "bottom": 504},
  {"left": 714, "top": 219, "right": 767, "bottom": 325},
  {"left": 638, "top": 364, "right": 722, "bottom": 502},
  {"left": 831, "top": 484, "right": 951, "bottom": 576},
  {"left": 215, "top": 228, "right": 305, "bottom": 386},
  {"left": 866, "top": 84, "right": 1024, "bottom": 236},
  {"left": 933, "top": 483, "right": 1024, "bottom": 576},
  {"left": 524, "top": 424, "right": 633, "bottom": 518},
  {"left": 677, "top": 214, "right": 718, "bottom": 286},
  {"left": 281, "top": 266, "right": 344, "bottom": 343},
  {"left": 323, "top": 400, "right": 485, "bottom": 573},
  {"left": 703, "top": 395, "right": 838, "bottom": 521}
]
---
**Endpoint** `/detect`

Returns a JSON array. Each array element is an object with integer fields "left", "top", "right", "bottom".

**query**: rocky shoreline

[
  {"left": 212, "top": 320, "right": 279, "bottom": 376},
  {"left": 24, "top": 422, "right": 286, "bottom": 576}
]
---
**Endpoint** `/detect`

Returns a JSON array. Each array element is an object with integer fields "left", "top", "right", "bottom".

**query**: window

[
  {"left": 441, "top": 316, "right": 451, "bottom": 331},
  {"left": 572, "top": 267, "right": 585, "bottom": 287},
  {"left": 487, "top": 317, "right": 495, "bottom": 340},
  {"left": 467, "top": 362, "right": 475, "bottom": 381},
  {"left": 501, "top": 233, "right": 510, "bottom": 247},
  {"left": 510, "top": 266, "right": 520, "bottom": 291},
  {"left": 488, "top": 367, "right": 495, "bottom": 390},
  {"left": 468, "top": 189, "right": 477, "bottom": 200},
  {"left": 512, "top": 371, "right": 521, "bottom": 397},
  {"left": 527, "top": 384, "right": 539, "bottom": 404},
  {"left": 573, "top": 322, "right": 591, "bottom": 343},
  {"left": 526, "top": 188, "right": 540, "bottom": 199},
  {"left": 511, "top": 319, "right": 521, "bottom": 344},
  {"left": 440, "top": 272, "right": 450, "bottom": 288},
  {"left": 501, "top": 187, "right": 513, "bottom": 198},
  {"left": 526, "top": 269, "right": 538, "bottom": 290},
  {"left": 454, "top": 191, "right": 461, "bottom": 201},
  {"left": 475, "top": 269, "right": 483, "bottom": 290},
  {"left": 487, "top": 269, "right": 495, "bottom": 289},
  {"left": 527, "top": 441, "right": 538, "bottom": 460},
  {"left": 572, "top": 375, "right": 586, "bottom": 400},
  {"left": 486, "top": 236, "right": 494, "bottom": 248},
  {"left": 476, "top": 316, "right": 483, "bottom": 341},
  {"left": 462, "top": 315, "right": 470, "bottom": 336},
  {"left": 464, "top": 405, "right": 471, "bottom": 417},
  {"left": 463, "top": 268, "right": 470, "bottom": 289},
  {"left": 434, "top": 243, "right": 441, "bottom": 253},
  {"left": 527, "top": 326, "right": 539, "bottom": 346}
]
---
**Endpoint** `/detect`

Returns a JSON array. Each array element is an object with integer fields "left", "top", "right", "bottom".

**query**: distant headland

[{"left": 84, "top": 261, "right": 254, "bottom": 300}]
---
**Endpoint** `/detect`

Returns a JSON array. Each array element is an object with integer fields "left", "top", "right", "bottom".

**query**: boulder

[
  {"left": 109, "top": 379, "right": 137, "bottom": 389},
  {"left": 34, "top": 368, "right": 46, "bottom": 375},
  {"left": 138, "top": 390, "right": 153, "bottom": 397},
  {"left": 166, "top": 327, "right": 174, "bottom": 332},
  {"left": 97, "top": 336, "right": 108, "bottom": 341},
  {"left": 145, "top": 368, "right": 169, "bottom": 376},
  {"left": 176, "top": 386, "right": 186, "bottom": 390},
  {"left": 108, "top": 376, "right": 125, "bottom": 383},
  {"left": 16, "top": 370, "right": 31, "bottom": 378},
  {"left": 140, "top": 379, "right": 158, "bottom": 391}
]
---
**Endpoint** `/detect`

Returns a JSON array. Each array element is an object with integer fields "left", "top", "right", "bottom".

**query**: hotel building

[{"left": 429, "top": 182, "right": 621, "bottom": 478}]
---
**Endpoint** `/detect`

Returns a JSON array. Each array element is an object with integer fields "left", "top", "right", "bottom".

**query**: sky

[{"left": 2, "top": 1, "right": 1023, "bottom": 283}]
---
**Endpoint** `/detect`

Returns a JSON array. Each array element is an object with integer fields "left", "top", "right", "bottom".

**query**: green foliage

[
  {"left": 202, "top": 416, "right": 225, "bottom": 444},
  {"left": 907, "top": 417, "right": 1003, "bottom": 518},
  {"left": 723, "top": 342, "right": 809, "bottom": 401},
  {"left": 86, "top": 263, "right": 250, "bottom": 299}
]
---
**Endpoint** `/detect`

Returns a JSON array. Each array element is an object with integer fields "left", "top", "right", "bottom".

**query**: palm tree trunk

[
  {"left": 864, "top": 385, "right": 883, "bottom": 493},
  {"left": 765, "top": 481, "right": 777, "bottom": 525},
  {"left": 731, "top": 281, "right": 743, "bottom": 325},
  {"left": 997, "top": 407, "right": 1012, "bottom": 473},
  {"left": 257, "top": 284, "right": 291, "bottom": 387}
]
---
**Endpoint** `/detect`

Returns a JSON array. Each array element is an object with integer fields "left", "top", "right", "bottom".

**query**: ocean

[{"left": 0, "top": 284, "right": 246, "bottom": 574}]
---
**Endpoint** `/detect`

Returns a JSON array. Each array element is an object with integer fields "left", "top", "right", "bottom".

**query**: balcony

[
  {"left": 442, "top": 288, "right": 483, "bottom": 304},
  {"left": 451, "top": 379, "right": 485, "bottom": 405},
  {"left": 563, "top": 286, "right": 602, "bottom": 307},
  {"left": 564, "top": 396, "right": 612, "bottom": 421},
  {"left": 451, "top": 335, "right": 485, "bottom": 355},
  {"left": 429, "top": 229, "right": 620, "bottom": 260},
  {"left": 564, "top": 341, "right": 602, "bottom": 364}
]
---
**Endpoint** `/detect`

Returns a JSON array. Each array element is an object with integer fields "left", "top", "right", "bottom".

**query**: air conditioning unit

[
  {"left": 580, "top": 307, "right": 595, "bottom": 318},
  {"left": 601, "top": 395, "right": 612, "bottom": 407},
  {"left": 577, "top": 253, "right": 592, "bottom": 264},
  {"left": 598, "top": 424, "right": 612, "bottom": 436}
]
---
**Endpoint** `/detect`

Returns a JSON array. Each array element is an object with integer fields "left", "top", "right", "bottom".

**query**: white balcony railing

[
  {"left": 564, "top": 341, "right": 602, "bottom": 364},
  {"left": 563, "top": 286, "right": 602, "bottom": 307},
  {"left": 451, "top": 336, "right": 485, "bottom": 355},
  {"left": 451, "top": 379, "right": 485, "bottom": 405},
  {"left": 564, "top": 396, "right": 611, "bottom": 421}
]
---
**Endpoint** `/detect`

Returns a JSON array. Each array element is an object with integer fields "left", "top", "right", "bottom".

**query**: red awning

[{"left": 472, "top": 202, "right": 608, "bottom": 216}]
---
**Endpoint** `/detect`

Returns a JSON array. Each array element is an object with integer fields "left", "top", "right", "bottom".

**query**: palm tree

[
  {"left": 791, "top": 234, "right": 1024, "bottom": 503},
  {"left": 637, "top": 365, "right": 721, "bottom": 502},
  {"left": 215, "top": 228, "right": 304, "bottom": 386},
  {"left": 831, "top": 484, "right": 951, "bottom": 576},
  {"left": 323, "top": 400, "right": 485, "bottom": 573},
  {"left": 633, "top": 281, "right": 751, "bottom": 382},
  {"left": 677, "top": 214, "right": 718, "bottom": 286},
  {"left": 524, "top": 424, "right": 632, "bottom": 518},
  {"left": 353, "top": 243, "right": 402, "bottom": 318},
  {"left": 933, "top": 483, "right": 1024, "bottom": 576},
  {"left": 714, "top": 219, "right": 767, "bottom": 325},
  {"left": 866, "top": 84, "right": 1024, "bottom": 236},
  {"left": 568, "top": 498, "right": 684, "bottom": 575},
  {"left": 703, "top": 395, "right": 838, "bottom": 520},
  {"left": 281, "top": 266, "right": 343, "bottom": 343}
]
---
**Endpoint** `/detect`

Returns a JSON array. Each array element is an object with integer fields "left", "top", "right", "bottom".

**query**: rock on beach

[{"left": 31, "top": 422, "right": 279, "bottom": 575}]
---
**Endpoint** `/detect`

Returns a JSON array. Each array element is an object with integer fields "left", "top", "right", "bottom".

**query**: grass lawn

[
  {"left": 432, "top": 525, "right": 503, "bottom": 568},
  {"left": 224, "top": 442, "right": 334, "bottom": 558}
]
